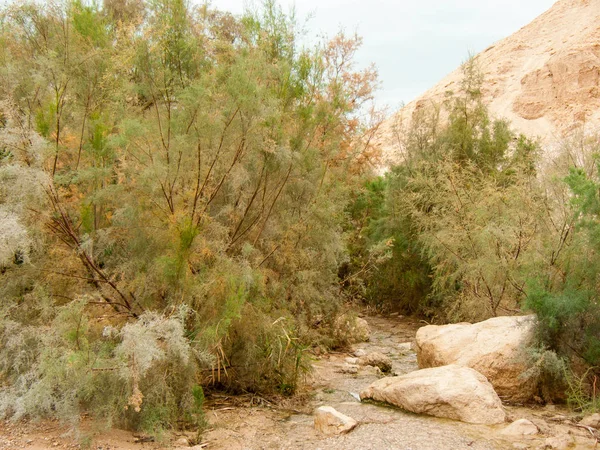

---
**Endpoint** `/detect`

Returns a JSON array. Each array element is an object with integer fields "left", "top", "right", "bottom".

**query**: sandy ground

[{"left": 1, "top": 315, "right": 598, "bottom": 449}]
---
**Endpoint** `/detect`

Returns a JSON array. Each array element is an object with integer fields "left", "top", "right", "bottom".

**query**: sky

[{"left": 214, "top": 0, "right": 557, "bottom": 109}]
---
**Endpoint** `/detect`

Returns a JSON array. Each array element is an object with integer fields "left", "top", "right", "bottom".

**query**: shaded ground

[{"left": 1, "top": 314, "right": 597, "bottom": 449}]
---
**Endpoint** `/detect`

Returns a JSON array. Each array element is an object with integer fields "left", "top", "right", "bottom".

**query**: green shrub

[{"left": 0, "top": 0, "right": 379, "bottom": 432}]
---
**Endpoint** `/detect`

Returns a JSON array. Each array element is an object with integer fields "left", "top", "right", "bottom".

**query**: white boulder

[
  {"left": 360, "top": 365, "right": 506, "bottom": 424},
  {"left": 415, "top": 315, "right": 537, "bottom": 402}
]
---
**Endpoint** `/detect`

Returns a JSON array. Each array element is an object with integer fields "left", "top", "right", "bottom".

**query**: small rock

[
  {"left": 337, "top": 364, "right": 358, "bottom": 374},
  {"left": 580, "top": 412, "right": 600, "bottom": 429},
  {"left": 353, "top": 348, "right": 367, "bottom": 357},
  {"left": 348, "top": 392, "right": 361, "bottom": 401},
  {"left": 398, "top": 342, "right": 412, "bottom": 352},
  {"left": 501, "top": 419, "right": 539, "bottom": 436},
  {"left": 335, "top": 314, "right": 370, "bottom": 343},
  {"left": 543, "top": 434, "right": 574, "bottom": 450},
  {"left": 345, "top": 357, "right": 358, "bottom": 364},
  {"left": 174, "top": 437, "right": 189, "bottom": 446},
  {"left": 361, "top": 365, "right": 382, "bottom": 376},
  {"left": 358, "top": 352, "right": 392, "bottom": 373},
  {"left": 314, "top": 406, "right": 358, "bottom": 435}
]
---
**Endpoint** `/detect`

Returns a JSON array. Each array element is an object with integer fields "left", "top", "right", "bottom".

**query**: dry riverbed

[{"left": 1, "top": 315, "right": 596, "bottom": 449}]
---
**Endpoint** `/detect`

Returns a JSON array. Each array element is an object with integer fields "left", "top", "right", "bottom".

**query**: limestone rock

[
  {"left": 314, "top": 406, "right": 358, "bottom": 435},
  {"left": 580, "top": 412, "right": 600, "bottom": 429},
  {"left": 501, "top": 419, "right": 539, "bottom": 436},
  {"left": 358, "top": 352, "right": 392, "bottom": 373},
  {"left": 337, "top": 364, "right": 358, "bottom": 374},
  {"left": 361, "top": 365, "right": 382, "bottom": 376},
  {"left": 398, "top": 342, "right": 412, "bottom": 353},
  {"left": 542, "top": 434, "right": 574, "bottom": 450},
  {"left": 174, "top": 437, "right": 189, "bottom": 446},
  {"left": 415, "top": 315, "right": 537, "bottom": 402},
  {"left": 360, "top": 364, "right": 506, "bottom": 424},
  {"left": 353, "top": 318, "right": 370, "bottom": 342},
  {"left": 335, "top": 314, "right": 370, "bottom": 343}
]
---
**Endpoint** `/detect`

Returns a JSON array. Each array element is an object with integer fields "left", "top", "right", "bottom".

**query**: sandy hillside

[{"left": 378, "top": 0, "right": 600, "bottom": 161}]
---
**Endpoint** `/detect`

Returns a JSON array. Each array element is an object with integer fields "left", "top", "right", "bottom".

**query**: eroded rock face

[
  {"left": 376, "top": 0, "right": 600, "bottom": 165},
  {"left": 415, "top": 315, "right": 537, "bottom": 403},
  {"left": 314, "top": 406, "right": 358, "bottom": 435},
  {"left": 359, "top": 365, "right": 506, "bottom": 424}
]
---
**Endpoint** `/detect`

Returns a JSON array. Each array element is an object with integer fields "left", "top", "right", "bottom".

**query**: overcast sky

[{"left": 214, "top": 0, "right": 556, "bottom": 109}]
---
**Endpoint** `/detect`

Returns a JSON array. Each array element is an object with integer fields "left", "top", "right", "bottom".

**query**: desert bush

[
  {"left": 346, "top": 58, "right": 544, "bottom": 320},
  {"left": 522, "top": 132, "right": 600, "bottom": 386},
  {"left": 0, "top": 0, "right": 380, "bottom": 432}
]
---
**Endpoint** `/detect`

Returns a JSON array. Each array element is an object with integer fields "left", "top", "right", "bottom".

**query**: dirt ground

[{"left": 1, "top": 315, "right": 598, "bottom": 449}]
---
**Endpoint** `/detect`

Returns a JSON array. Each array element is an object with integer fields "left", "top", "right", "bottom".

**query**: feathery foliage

[{"left": 0, "top": 0, "right": 380, "bottom": 432}]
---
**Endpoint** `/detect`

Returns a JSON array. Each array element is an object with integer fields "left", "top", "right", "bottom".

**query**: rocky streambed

[{"left": 198, "top": 315, "right": 597, "bottom": 450}]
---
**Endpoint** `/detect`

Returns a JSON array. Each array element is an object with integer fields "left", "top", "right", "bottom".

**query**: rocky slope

[{"left": 378, "top": 0, "right": 600, "bottom": 161}]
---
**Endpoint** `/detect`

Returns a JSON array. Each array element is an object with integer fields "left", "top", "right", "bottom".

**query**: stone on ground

[
  {"left": 500, "top": 419, "right": 539, "bottom": 436},
  {"left": 415, "top": 315, "right": 537, "bottom": 402},
  {"left": 358, "top": 352, "right": 392, "bottom": 373},
  {"left": 337, "top": 364, "right": 358, "bottom": 374},
  {"left": 398, "top": 342, "right": 413, "bottom": 353},
  {"left": 353, "top": 348, "right": 367, "bottom": 357},
  {"left": 335, "top": 314, "right": 370, "bottom": 343},
  {"left": 174, "top": 436, "right": 189, "bottom": 446},
  {"left": 580, "top": 412, "right": 600, "bottom": 429},
  {"left": 359, "top": 364, "right": 506, "bottom": 424},
  {"left": 543, "top": 434, "right": 575, "bottom": 449},
  {"left": 314, "top": 406, "right": 358, "bottom": 435}
]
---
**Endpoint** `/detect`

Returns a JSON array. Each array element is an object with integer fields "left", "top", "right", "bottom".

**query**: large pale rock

[
  {"left": 314, "top": 406, "right": 357, "bottom": 435},
  {"left": 360, "top": 365, "right": 506, "bottom": 424},
  {"left": 415, "top": 315, "right": 537, "bottom": 402},
  {"left": 501, "top": 418, "right": 539, "bottom": 436}
]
